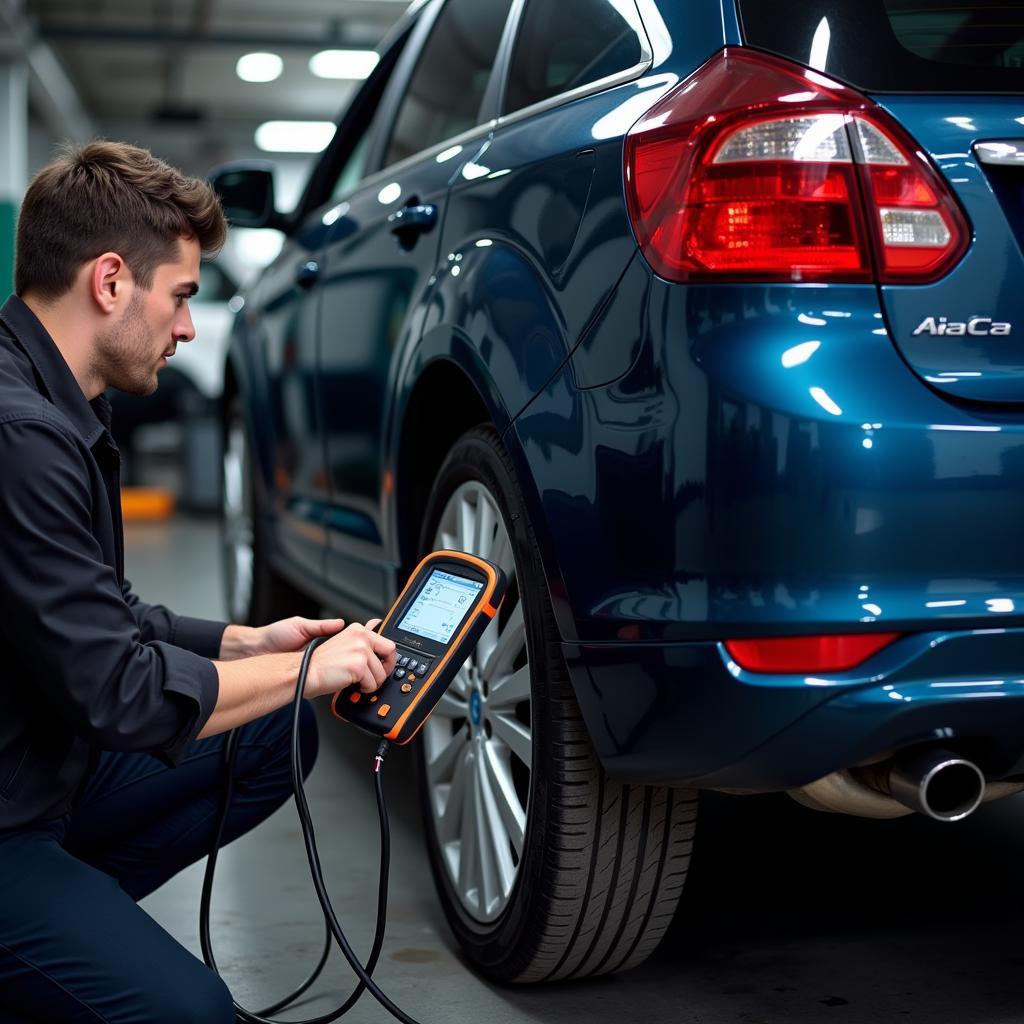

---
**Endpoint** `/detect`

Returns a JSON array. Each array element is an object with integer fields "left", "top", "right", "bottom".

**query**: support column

[{"left": 0, "top": 59, "right": 27, "bottom": 295}]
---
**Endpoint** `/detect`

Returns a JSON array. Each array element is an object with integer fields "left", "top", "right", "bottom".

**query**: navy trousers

[{"left": 0, "top": 701, "right": 318, "bottom": 1024}]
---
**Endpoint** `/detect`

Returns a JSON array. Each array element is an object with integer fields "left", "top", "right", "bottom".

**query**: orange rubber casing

[{"left": 330, "top": 550, "right": 507, "bottom": 745}]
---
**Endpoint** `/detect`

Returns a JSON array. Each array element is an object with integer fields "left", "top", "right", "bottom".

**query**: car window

[
  {"left": 331, "top": 131, "right": 373, "bottom": 201},
  {"left": 738, "top": 0, "right": 1024, "bottom": 92},
  {"left": 504, "top": 0, "right": 645, "bottom": 115},
  {"left": 384, "top": 0, "right": 515, "bottom": 168},
  {"left": 195, "top": 261, "right": 237, "bottom": 303}
]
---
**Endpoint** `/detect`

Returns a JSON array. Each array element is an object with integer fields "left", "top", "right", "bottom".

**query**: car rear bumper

[{"left": 565, "top": 627, "right": 1024, "bottom": 789}]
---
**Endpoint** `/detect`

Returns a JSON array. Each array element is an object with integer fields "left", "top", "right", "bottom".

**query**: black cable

[
  {"left": 288, "top": 638, "right": 425, "bottom": 1024},
  {"left": 200, "top": 635, "right": 395, "bottom": 1023}
]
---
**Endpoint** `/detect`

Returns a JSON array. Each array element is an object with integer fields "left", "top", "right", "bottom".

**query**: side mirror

[{"left": 208, "top": 162, "right": 285, "bottom": 230}]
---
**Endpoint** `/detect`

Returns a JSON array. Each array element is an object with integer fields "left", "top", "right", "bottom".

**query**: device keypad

[{"left": 341, "top": 646, "right": 432, "bottom": 719}]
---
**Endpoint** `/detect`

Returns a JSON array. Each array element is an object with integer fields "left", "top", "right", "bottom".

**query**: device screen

[{"left": 397, "top": 569, "right": 484, "bottom": 644}]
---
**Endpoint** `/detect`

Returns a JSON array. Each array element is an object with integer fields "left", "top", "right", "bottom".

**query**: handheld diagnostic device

[{"left": 331, "top": 550, "right": 507, "bottom": 745}]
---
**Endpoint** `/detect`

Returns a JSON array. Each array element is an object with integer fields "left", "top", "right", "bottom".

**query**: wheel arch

[
  {"left": 392, "top": 340, "right": 575, "bottom": 643},
  {"left": 394, "top": 357, "right": 493, "bottom": 580}
]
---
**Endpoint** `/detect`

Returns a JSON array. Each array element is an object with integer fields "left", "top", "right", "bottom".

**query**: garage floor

[{"left": 129, "top": 516, "right": 1024, "bottom": 1024}]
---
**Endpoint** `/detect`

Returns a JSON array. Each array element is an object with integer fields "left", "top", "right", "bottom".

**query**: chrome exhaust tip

[{"left": 888, "top": 748, "right": 986, "bottom": 823}]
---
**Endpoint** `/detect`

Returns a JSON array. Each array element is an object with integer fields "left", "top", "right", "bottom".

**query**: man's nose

[{"left": 175, "top": 306, "right": 196, "bottom": 343}]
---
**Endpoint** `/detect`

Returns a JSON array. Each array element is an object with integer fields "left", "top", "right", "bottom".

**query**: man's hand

[
  {"left": 204, "top": 618, "right": 397, "bottom": 737},
  {"left": 219, "top": 616, "right": 345, "bottom": 660},
  {"left": 253, "top": 615, "right": 348, "bottom": 656},
  {"left": 305, "top": 621, "right": 397, "bottom": 699}
]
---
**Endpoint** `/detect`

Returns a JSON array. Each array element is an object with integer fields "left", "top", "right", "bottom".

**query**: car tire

[
  {"left": 221, "top": 396, "right": 316, "bottom": 625},
  {"left": 415, "top": 425, "right": 697, "bottom": 982}
]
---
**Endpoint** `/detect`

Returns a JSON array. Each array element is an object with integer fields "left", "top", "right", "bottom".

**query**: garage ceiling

[{"left": 21, "top": 0, "right": 413, "bottom": 176}]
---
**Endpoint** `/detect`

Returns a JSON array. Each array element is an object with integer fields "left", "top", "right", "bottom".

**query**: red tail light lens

[
  {"left": 625, "top": 48, "right": 969, "bottom": 284},
  {"left": 724, "top": 633, "right": 903, "bottom": 674}
]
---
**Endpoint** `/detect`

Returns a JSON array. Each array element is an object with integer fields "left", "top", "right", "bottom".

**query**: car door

[
  {"left": 250, "top": 215, "right": 333, "bottom": 583},
  {"left": 316, "top": 0, "right": 516, "bottom": 616}
]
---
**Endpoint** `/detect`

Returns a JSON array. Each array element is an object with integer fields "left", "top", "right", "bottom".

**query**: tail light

[
  {"left": 625, "top": 48, "right": 969, "bottom": 284},
  {"left": 725, "top": 633, "right": 902, "bottom": 674}
]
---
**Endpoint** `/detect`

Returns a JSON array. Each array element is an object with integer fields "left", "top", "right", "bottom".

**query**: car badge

[{"left": 913, "top": 316, "right": 1012, "bottom": 337}]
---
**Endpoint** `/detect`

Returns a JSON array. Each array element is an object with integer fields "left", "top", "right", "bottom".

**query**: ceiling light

[
  {"left": 255, "top": 120, "right": 335, "bottom": 153},
  {"left": 237, "top": 52, "right": 283, "bottom": 83},
  {"left": 309, "top": 49, "right": 379, "bottom": 80}
]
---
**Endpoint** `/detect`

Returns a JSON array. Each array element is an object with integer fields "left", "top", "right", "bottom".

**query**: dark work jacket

[{"left": 0, "top": 295, "right": 225, "bottom": 830}]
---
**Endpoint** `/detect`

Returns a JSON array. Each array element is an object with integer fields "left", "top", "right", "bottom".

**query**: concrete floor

[{"left": 127, "top": 515, "right": 1024, "bottom": 1024}]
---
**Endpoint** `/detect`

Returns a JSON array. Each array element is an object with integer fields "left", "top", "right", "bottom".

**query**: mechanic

[{"left": 0, "top": 141, "right": 397, "bottom": 1024}]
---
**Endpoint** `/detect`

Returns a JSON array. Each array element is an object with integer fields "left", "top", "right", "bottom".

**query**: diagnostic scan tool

[{"left": 331, "top": 550, "right": 507, "bottom": 744}]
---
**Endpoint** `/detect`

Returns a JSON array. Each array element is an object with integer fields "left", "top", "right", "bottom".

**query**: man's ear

[{"left": 90, "top": 252, "right": 129, "bottom": 314}]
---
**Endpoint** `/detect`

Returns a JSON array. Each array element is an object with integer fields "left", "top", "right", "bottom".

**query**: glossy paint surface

[
  {"left": 517, "top": 279, "right": 1024, "bottom": 643},
  {"left": 231, "top": 0, "right": 1024, "bottom": 786}
]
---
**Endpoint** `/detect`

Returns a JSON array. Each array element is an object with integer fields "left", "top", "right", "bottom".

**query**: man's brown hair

[{"left": 15, "top": 140, "right": 227, "bottom": 301}]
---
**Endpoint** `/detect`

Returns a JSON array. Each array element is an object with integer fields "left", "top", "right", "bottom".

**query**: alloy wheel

[{"left": 423, "top": 481, "right": 531, "bottom": 923}]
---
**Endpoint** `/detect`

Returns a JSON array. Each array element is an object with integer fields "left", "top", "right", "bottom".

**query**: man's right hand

[
  {"left": 305, "top": 621, "right": 397, "bottom": 698},
  {"left": 204, "top": 619, "right": 397, "bottom": 739}
]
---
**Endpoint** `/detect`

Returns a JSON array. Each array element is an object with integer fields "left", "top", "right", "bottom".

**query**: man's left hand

[{"left": 219, "top": 617, "right": 346, "bottom": 660}]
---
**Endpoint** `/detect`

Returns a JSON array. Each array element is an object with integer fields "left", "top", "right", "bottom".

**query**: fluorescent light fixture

[
  {"left": 309, "top": 49, "right": 379, "bottom": 80},
  {"left": 237, "top": 52, "right": 283, "bottom": 83},
  {"left": 255, "top": 120, "right": 335, "bottom": 153}
]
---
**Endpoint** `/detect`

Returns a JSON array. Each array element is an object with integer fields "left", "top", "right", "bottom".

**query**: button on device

[
  {"left": 370, "top": 695, "right": 378, "bottom": 703},
  {"left": 377, "top": 704, "right": 390, "bottom": 718},
  {"left": 407, "top": 673, "right": 416, "bottom": 683},
  {"left": 394, "top": 668, "right": 406, "bottom": 680},
  {"left": 399, "top": 656, "right": 410, "bottom": 667},
  {"left": 400, "top": 683, "right": 412, "bottom": 693},
  {"left": 348, "top": 691, "right": 361, "bottom": 704},
  {"left": 417, "top": 662, "right": 428, "bottom": 674}
]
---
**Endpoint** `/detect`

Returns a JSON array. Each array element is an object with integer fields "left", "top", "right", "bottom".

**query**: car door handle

[
  {"left": 387, "top": 204, "right": 437, "bottom": 242},
  {"left": 295, "top": 260, "right": 320, "bottom": 288}
]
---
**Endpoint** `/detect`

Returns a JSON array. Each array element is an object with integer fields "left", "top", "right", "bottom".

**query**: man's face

[{"left": 94, "top": 236, "right": 201, "bottom": 396}]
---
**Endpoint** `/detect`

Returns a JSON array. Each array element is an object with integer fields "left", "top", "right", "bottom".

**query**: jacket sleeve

[
  {"left": 0, "top": 417, "right": 219, "bottom": 764},
  {"left": 120, "top": 581, "right": 227, "bottom": 658}
]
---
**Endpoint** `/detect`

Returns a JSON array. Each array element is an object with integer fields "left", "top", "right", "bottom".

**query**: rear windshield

[{"left": 738, "top": 0, "right": 1024, "bottom": 93}]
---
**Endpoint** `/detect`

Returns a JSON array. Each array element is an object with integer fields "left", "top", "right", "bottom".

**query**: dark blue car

[{"left": 213, "top": 0, "right": 1024, "bottom": 982}]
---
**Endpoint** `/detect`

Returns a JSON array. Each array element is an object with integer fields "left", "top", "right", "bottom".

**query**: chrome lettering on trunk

[{"left": 913, "top": 316, "right": 1012, "bottom": 337}]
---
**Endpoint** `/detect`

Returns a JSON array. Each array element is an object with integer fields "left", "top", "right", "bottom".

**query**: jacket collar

[{"left": 0, "top": 294, "right": 109, "bottom": 448}]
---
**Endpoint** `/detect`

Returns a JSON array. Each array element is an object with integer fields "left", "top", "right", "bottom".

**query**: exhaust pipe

[
  {"left": 790, "top": 747, "right": 1007, "bottom": 821},
  {"left": 885, "top": 747, "right": 986, "bottom": 822}
]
